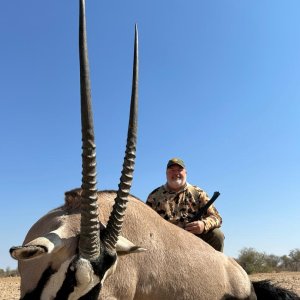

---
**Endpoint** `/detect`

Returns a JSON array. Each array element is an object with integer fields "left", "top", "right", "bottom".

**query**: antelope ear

[
  {"left": 116, "top": 235, "right": 146, "bottom": 255},
  {"left": 10, "top": 245, "right": 47, "bottom": 260},
  {"left": 10, "top": 233, "right": 63, "bottom": 260}
]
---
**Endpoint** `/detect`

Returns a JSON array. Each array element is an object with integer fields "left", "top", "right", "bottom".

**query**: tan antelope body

[
  {"left": 98, "top": 194, "right": 252, "bottom": 300},
  {"left": 17, "top": 189, "right": 254, "bottom": 300},
  {"left": 10, "top": 1, "right": 299, "bottom": 299}
]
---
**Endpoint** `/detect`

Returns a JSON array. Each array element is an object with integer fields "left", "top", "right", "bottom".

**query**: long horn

[
  {"left": 102, "top": 25, "right": 139, "bottom": 252},
  {"left": 78, "top": 0, "right": 100, "bottom": 260}
]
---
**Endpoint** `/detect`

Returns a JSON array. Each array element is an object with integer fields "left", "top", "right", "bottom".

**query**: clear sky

[{"left": 1, "top": 1, "right": 299, "bottom": 269}]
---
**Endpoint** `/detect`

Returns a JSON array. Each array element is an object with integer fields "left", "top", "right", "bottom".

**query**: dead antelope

[{"left": 10, "top": 1, "right": 299, "bottom": 300}]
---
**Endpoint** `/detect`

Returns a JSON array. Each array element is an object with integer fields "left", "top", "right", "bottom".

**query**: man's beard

[{"left": 167, "top": 177, "right": 185, "bottom": 190}]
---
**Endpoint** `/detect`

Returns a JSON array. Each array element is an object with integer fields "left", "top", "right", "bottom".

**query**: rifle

[{"left": 189, "top": 191, "right": 220, "bottom": 222}]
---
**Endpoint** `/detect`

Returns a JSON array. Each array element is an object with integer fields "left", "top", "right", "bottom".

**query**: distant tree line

[
  {"left": 0, "top": 267, "right": 19, "bottom": 277},
  {"left": 1, "top": 247, "right": 299, "bottom": 277},
  {"left": 236, "top": 247, "right": 300, "bottom": 274}
]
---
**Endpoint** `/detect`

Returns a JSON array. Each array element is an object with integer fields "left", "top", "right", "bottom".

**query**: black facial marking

[
  {"left": 21, "top": 266, "right": 55, "bottom": 300},
  {"left": 55, "top": 262, "right": 77, "bottom": 300},
  {"left": 92, "top": 247, "right": 117, "bottom": 279},
  {"left": 21, "top": 247, "right": 117, "bottom": 300},
  {"left": 57, "top": 249, "right": 117, "bottom": 300},
  {"left": 78, "top": 283, "right": 101, "bottom": 300}
]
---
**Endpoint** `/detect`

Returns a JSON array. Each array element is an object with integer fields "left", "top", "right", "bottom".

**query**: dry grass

[{"left": 0, "top": 272, "right": 299, "bottom": 299}]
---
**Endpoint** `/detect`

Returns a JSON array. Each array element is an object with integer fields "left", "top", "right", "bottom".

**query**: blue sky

[{"left": 1, "top": 1, "right": 299, "bottom": 269}]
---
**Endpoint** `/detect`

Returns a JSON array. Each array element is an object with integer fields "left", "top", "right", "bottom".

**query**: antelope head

[{"left": 10, "top": 1, "right": 144, "bottom": 299}]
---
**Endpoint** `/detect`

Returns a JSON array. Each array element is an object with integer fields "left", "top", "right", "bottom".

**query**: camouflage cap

[{"left": 167, "top": 158, "right": 185, "bottom": 169}]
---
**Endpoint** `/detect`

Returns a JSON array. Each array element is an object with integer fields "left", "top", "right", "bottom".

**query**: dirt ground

[
  {"left": 250, "top": 271, "right": 300, "bottom": 297},
  {"left": 0, "top": 272, "right": 299, "bottom": 300}
]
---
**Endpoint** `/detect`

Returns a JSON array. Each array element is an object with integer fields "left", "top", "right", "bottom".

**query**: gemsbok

[{"left": 10, "top": 1, "right": 299, "bottom": 299}]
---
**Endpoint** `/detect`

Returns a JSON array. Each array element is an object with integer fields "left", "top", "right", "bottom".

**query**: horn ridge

[
  {"left": 78, "top": 0, "right": 100, "bottom": 260},
  {"left": 103, "top": 25, "right": 139, "bottom": 252}
]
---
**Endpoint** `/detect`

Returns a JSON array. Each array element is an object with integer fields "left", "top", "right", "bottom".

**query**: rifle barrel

[{"left": 190, "top": 191, "right": 220, "bottom": 222}]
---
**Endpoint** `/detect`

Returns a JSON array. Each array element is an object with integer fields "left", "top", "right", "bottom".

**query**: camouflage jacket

[{"left": 146, "top": 183, "right": 222, "bottom": 233}]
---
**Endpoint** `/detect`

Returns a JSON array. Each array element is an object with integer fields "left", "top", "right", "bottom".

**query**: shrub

[{"left": 237, "top": 247, "right": 274, "bottom": 274}]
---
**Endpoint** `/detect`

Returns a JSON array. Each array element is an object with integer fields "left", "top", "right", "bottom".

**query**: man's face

[{"left": 166, "top": 164, "right": 187, "bottom": 191}]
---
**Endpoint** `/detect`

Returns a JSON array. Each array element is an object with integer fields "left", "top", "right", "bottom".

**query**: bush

[
  {"left": 237, "top": 247, "right": 272, "bottom": 274},
  {"left": 237, "top": 247, "right": 300, "bottom": 274},
  {"left": 288, "top": 248, "right": 300, "bottom": 271}
]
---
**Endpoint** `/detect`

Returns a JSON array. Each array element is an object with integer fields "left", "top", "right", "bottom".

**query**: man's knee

[
  {"left": 212, "top": 228, "right": 225, "bottom": 252},
  {"left": 201, "top": 228, "right": 225, "bottom": 252}
]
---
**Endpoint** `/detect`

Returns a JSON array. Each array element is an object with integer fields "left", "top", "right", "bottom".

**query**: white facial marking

[
  {"left": 41, "top": 256, "right": 75, "bottom": 300},
  {"left": 25, "top": 225, "right": 67, "bottom": 256},
  {"left": 68, "top": 258, "right": 100, "bottom": 300}
]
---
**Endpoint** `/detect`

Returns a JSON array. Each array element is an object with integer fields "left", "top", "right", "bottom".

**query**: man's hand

[{"left": 185, "top": 221, "right": 205, "bottom": 235}]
